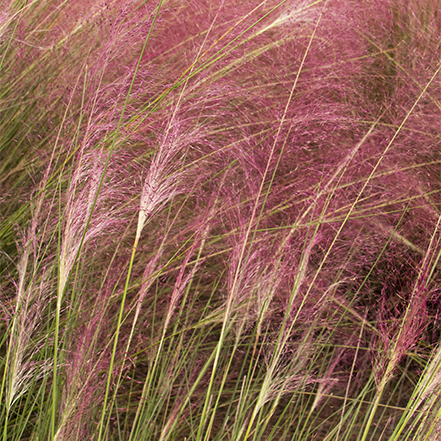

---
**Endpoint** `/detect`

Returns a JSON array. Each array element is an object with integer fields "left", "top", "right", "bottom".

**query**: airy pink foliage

[{"left": 1, "top": 0, "right": 441, "bottom": 440}]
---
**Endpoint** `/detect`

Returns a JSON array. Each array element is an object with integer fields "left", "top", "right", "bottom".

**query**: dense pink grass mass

[{"left": 1, "top": 0, "right": 441, "bottom": 440}]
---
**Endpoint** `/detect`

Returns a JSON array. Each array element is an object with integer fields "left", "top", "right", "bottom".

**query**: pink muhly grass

[
  {"left": 53, "top": 297, "right": 111, "bottom": 441},
  {"left": 374, "top": 288, "right": 428, "bottom": 392},
  {"left": 135, "top": 126, "right": 187, "bottom": 247},
  {"left": 361, "top": 215, "right": 441, "bottom": 441},
  {"left": 3, "top": 243, "right": 52, "bottom": 412},
  {"left": 124, "top": 118, "right": 210, "bottom": 346},
  {"left": 57, "top": 150, "right": 114, "bottom": 303},
  {"left": 52, "top": 141, "right": 132, "bottom": 438},
  {"left": 2, "top": 0, "right": 441, "bottom": 439}
]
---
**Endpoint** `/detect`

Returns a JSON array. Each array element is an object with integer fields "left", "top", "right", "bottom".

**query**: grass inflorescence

[{"left": 1, "top": 0, "right": 441, "bottom": 440}]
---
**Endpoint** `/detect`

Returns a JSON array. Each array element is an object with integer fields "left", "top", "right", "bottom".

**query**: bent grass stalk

[{"left": 96, "top": 4, "right": 164, "bottom": 440}]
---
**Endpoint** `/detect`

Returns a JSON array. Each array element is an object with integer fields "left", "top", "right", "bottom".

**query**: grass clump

[{"left": 1, "top": 0, "right": 441, "bottom": 440}]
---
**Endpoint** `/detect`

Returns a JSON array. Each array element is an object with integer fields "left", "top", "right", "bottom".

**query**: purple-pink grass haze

[{"left": 1, "top": 0, "right": 441, "bottom": 440}]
